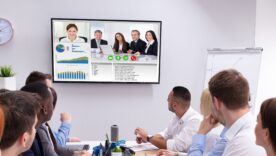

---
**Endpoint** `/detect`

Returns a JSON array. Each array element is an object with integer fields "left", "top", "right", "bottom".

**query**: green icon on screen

[
  {"left": 116, "top": 55, "right": 121, "bottom": 61},
  {"left": 123, "top": 55, "right": 129, "bottom": 61},
  {"left": 108, "top": 55, "right": 114, "bottom": 61}
]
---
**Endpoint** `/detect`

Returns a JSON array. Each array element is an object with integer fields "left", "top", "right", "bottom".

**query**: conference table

[{"left": 66, "top": 141, "right": 159, "bottom": 156}]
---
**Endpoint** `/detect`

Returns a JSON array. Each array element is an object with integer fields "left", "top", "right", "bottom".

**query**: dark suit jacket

[
  {"left": 91, "top": 39, "right": 108, "bottom": 48},
  {"left": 22, "top": 133, "right": 44, "bottom": 156},
  {"left": 113, "top": 42, "right": 130, "bottom": 53},
  {"left": 129, "top": 39, "right": 146, "bottom": 54},
  {"left": 143, "top": 41, "right": 158, "bottom": 56}
]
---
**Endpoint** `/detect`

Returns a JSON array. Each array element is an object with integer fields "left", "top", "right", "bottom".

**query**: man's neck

[
  {"left": 175, "top": 107, "right": 188, "bottom": 119},
  {"left": 224, "top": 106, "right": 250, "bottom": 128},
  {"left": 2, "top": 147, "right": 20, "bottom": 156}
]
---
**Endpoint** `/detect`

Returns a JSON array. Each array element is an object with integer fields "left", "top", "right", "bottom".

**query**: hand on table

[
  {"left": 134, "top": 127, "right": 148, "bottom": 144},
  {"left": 73, "top": 150, "right": 90, "bottom": 156},
  {"left": 157, "top": 149, "right": 177, "bottom": 156},
  {"left": 69, "top": 137, "right": 81, "bottom": 142},
  {"left": 127, "top": 50, "right": 133, "bottom": 54}
]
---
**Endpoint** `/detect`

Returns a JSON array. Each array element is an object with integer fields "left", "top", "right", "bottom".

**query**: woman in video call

[
  {"left": 255, "top": 98, "right": 276, "bottom": 156},
  {"left": 113, "top": 32, "right": 129, "bottom": 53},
  {"left": 143, "top": 30, "right": 158, "bottom": 56},
  {"left": 60, "top": 23, "right": 85, "bottom": 43}
]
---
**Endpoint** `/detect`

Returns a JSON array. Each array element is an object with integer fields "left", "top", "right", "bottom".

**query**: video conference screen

[{"left": 51, "top": 18, "right": 161, "bottom": 83}]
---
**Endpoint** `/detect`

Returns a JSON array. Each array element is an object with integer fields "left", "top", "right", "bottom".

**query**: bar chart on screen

[{"left": 57, "top": 71, "right": 88, "bottom": 80}]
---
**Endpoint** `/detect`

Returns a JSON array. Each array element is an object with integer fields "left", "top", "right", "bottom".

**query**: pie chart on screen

[{"left": 56, "top": 44, "right": 65, "bottom": 53}]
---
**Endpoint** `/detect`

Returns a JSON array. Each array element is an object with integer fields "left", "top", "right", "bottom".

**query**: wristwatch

[{"left": 147, "top": 135, "right": 153, "bottom": 142}]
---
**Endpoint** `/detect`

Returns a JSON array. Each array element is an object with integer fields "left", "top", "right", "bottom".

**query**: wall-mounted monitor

[{"left": 51, "top": 18, "right": 162, "bottom": 84}]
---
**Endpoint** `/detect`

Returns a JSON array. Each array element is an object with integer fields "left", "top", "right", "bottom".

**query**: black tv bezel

[{"left": 51, "top": 18, "right": 162, "bottom": 84}]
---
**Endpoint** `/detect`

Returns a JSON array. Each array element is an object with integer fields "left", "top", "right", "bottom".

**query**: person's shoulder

[
  {"left": 186, "top": 107, "right": 202, "bottom": 120},
  {"left": 224, "top": 135, "right": 266, "bottom": 156}
]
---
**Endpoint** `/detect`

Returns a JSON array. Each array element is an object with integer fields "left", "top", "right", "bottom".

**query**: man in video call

[
  {"left": 91, "top": 30, "right": 108, "bottom": 48},
  {"left": 127, "top": 30, "right": 147, "bottom": 55}
]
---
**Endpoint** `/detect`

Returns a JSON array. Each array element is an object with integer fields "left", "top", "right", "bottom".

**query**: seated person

[
  {"left": 21, "top": 83, "right": 89, "bottom": 156},
  {"left": 0, "top": 90, "right": 41, "bottom": 156},
  {"left": 135, "top": 86, "right": 202, "bottom": 152},
  {"left": 25, "top": 71, "right": 80, "bottom": 146},
  {"left": 91, "top": 30, "right": 108, "bottom": 48},
  {"left": 186, "top": 69, "right": 265, "bottom": 156},
  {"left": 127, "top": 30, "right": 146, "bottom": 55},
  {"left": 60, "top": 23, "right": 86, "bottom": 43},
  {"left": 157, "top": 89, "right": 223, "bottom": 156},
  {"left": 113, "top": 32, "right": 129, "bottom": 53},
  {"left": 142, "top": 30, "right": 158, "bottom": 56},
  {"left": 255, "top": 98, "right": 276, "bottom": 156}
]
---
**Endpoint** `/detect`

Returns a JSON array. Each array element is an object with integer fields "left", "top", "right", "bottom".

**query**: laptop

[{"left": 100, "top": 45, "right": 114, "bottom": 55}]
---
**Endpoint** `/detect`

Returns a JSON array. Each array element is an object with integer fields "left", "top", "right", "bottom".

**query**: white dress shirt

[
  {"left": 221, "top": 111, "right": 266, "bottom": 156},
  {"left": 159, "top": 107, "right": 202, "bottom": 152},
  {"left": 60, "top": 36, "right": 85, "bottom": 43},
  {"left": 145, "top": 40, "right": 155, "bottom": 54}
]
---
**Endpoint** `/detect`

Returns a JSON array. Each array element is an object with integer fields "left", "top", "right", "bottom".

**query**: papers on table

[{"left": 126, "top": 142, "right": 158, "bottom": 152}]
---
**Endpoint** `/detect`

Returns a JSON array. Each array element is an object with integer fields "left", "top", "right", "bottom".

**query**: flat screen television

[{"left": 51, "top": 18, "right": 162, "bottom": 84}]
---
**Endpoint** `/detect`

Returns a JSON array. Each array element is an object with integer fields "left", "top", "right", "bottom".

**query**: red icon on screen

[{"left": 131, "top": 55, "right": 137, "bottom": 61}]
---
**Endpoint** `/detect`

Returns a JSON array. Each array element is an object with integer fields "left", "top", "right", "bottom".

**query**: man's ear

[
  {"left": 18, "top": 132, "right": 29, "bottom": 148},
  {"left": 41, "top": 105, "right": 47, "bottom": 115},
  {"left": 213, "top": 96, "right": 221, "bottom": 111},
  {"left": 264, "top": 128, "right": 270, "bottom": 143}
]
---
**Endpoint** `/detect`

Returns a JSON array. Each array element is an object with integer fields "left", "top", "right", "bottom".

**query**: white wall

[
  {"left": 0, "top": 0, "right": 256, "bottom": 140},
  {"left": 255, "top": 0, "right": 276, "bottom": 114}
]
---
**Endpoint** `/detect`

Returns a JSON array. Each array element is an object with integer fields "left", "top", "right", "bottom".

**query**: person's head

[
  {"left": 25, "top": 71, "right": 52, "bottom": 87},
  {"left": 208, "top": 69, "right": 249, "bottom": 125},
  {"left": 115, "top": 33, "right": 126, "bottom": 43},
  {"left": 66, "top": 24, "right": 78, "bottom": 40},
  {"left": 0, "top": 91, "right": 40, "bottom": 154},
  {"left": 21, "top": 82, "right": 54, "bottom": 127},
  {"left": 200, "top": 89, "right": 213, "bottom": 117},
  {"left": 145, "top": 30, "right": 157, "bottom": 42},
  {"left": 131, "top": 30, "right": 140, "bottom": 41},
  {"left": 167, "top": 86, "right": 191, "bottom": 114},
  {"left": 255, "top": 98, "right": 276, "bottom": 153},
  {"left": 94, "top": 30, "right": 102, "bottom": 40}
]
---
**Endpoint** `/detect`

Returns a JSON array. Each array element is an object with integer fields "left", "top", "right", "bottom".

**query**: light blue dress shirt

[
  {"left": 188, "top": 128, "right": 228, "bottom": 156},
  {"left": 53, "top": 122, "right": 71, "bottom": 146}
]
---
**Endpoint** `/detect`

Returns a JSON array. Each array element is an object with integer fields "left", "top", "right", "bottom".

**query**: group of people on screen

[
  {"left": 59, "top": 23, "right": 158, "bottom": 56},
  {"left": 0, "top": 69, "right": 276, "bottom": 156}
]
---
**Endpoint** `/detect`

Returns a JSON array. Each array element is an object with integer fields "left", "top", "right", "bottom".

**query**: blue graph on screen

[{"left": 57, "top": 71, "right": 87, "bottom": 80}]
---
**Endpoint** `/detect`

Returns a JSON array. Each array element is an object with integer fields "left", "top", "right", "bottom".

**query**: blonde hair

[{"left": 200, "top": 89, "right": 213, "bottom": 117}]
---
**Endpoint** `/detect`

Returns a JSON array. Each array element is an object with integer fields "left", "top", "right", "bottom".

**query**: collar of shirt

[
  {"left": 66, "top": 36, "right": 80, "bottom": 42},
  {"left": 148, "top": 40, "right": 155, "bottom": 45},
  {"left": 224, "top": 111, "right": 253, "bottom": 141},
  {"left": 176, "top": 107, "right": 200, "bottom": 125}
]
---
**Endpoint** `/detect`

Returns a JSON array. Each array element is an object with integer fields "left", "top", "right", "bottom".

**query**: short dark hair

[
  {"left": 66, "top": 23, "right": 78, "bottom": 31},
  {"left": 260, "top": 98, "right": 276, "bottom": 152},
  {"left": 94, "top": 30, "right": 102, "bottom": 34},
  {"left": 25, "top": 71, "right": 52, "bottom": 85},
  {"left": 172, "top": 86, "right": 191, "bottom": 107},
  {"left": 21, "top": 82, "right": 52, "bottom": 101},
  {"left": 0, "top": 91, "right": 40, "bottom": 150},
  {"left": 50, "top": 87, "right": 57, "bottom": 108},
  {"left": 208, "top": 69, "right": 249, "bottom": 110},
  {"left": 0, "top": 106, "right": 4, "bottom": 142},
  {"left": 131, "top": 30, "right": 140, "bottom": 35}
]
